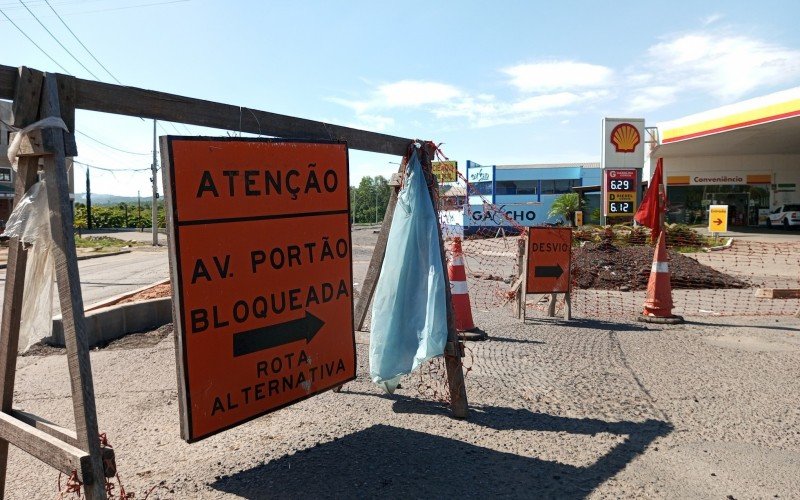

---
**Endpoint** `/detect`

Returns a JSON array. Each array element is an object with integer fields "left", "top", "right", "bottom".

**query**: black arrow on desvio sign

[
  {"left": 534, "top": 264, "right": 564, "bottom": 278},
  {"left": 232, "top": 311, "right": 324, "bottom": 357}
]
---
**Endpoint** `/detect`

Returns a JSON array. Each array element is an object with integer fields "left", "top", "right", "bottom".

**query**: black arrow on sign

[
  {"left": 714, "top": 218, "right": 723, "bottom": 225},
  {"left": 534, "top": 264, "right": 564, "bottom": 278},
  {"left": 232, "top": 311, "right": 324, "bottom": 357}
]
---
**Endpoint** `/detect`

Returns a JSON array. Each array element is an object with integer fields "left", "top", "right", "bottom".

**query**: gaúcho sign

[
  {"left": 603, "top": 168, "right": 638, "bottom": 216},
  {"left": 526, "top": 227, "right": 572, "bottom": 294},
  {"left": 163, "top": 138, "right": 356, "bottom": 442}
]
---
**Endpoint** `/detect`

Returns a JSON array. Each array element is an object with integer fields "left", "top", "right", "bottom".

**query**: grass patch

[{"left": 74, "top": 236, "right": 140, "bottom": 252}]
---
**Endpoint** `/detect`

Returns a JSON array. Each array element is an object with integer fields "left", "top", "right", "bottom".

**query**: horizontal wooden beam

[
  {"left": 0, "top": 64, "right": 413, "bottom": 156},
  {"left": 10, "top": 409, "right": 115, "bottom": 478},
  {"left": 0, "top": 411, "right": 89, "bottom": 480}
]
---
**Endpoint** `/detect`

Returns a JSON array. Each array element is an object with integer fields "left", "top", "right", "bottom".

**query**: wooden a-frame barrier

[{"left": 0, "top": 64, "right": 467, "bottom": 498}]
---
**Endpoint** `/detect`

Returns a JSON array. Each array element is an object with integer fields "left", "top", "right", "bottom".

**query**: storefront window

[
  {"left": 541, "top": 179, "right": 580, "bottom": 194},
  {"left": 495, "top": 180, "right": 537, "bottom": 195},
  {"left": 666, "top": 184, "right": 771, "bottom": 226},
  {"left": 470, "top": 181, "right": 493, "bottom": 196}
]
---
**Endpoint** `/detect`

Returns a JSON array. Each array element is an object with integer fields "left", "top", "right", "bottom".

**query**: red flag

[{"left": 634, "top": 158, "right": 665, "bottom": 242}]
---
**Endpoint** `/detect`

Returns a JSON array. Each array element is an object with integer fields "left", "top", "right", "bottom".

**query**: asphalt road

[{"left": 0, "top": 247, "right": 170, "bottom": 312}]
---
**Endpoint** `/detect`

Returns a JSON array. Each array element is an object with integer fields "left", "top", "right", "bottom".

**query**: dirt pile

[{"left": 571, "top": 243, "right": 749, "bottom": 291}]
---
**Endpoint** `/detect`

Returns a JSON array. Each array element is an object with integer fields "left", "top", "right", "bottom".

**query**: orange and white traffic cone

[
  {"left": 448, "top": 237, "right": 484, "bottom": 339},
  {"left": 639, "top": 231, "right": 684, "bottom": 324}
]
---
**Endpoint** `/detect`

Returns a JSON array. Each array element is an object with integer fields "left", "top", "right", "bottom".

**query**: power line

[
  {"left": 43, "top": 0, "right": 122, "bottom": 84},
  {"left": 76, "top": 130, "right": 150, "bottom": 156},
  {"left": 18, "top": 0, "right": 103, "bottom": 80},
  {"left": 0, "top": 0, "right": 191, "bottom": 17},
  {"left": 73, "top": 159, "right": 153, "bottom": 173},
  {"left": 0, "top": 7, "right": 72, "bottom": 74}
]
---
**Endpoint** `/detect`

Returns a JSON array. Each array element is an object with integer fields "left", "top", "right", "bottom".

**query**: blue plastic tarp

[{"left": 369, "top": 150, "right": 449, "bottom": 392}]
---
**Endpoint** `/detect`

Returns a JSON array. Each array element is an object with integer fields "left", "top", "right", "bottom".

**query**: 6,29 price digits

[
  {"left": 609, "top": 179, "right": 631, "bottom": 190},
  {"left": 609, "top": 202, "right": 632, "bottom": 214}
]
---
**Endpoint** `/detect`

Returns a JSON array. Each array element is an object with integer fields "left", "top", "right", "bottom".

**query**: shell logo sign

[{"left": 610, "top": 123, "right": 640, "bottom": 153}]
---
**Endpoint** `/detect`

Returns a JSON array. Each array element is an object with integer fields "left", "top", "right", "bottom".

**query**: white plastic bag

[{"left": 1, "top": 182, "right": 55, "bottom": 352}]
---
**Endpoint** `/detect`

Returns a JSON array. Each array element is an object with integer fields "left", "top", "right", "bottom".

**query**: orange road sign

[
  {"left": 526, "top": 227, "right": 572, "bottom": 294},
  {"left": 163, "top": 138, "right": 356, "bottom": 442}
]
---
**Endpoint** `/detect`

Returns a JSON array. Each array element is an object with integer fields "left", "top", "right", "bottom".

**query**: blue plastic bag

[{"left": 369, "top": 150, "right": 448, "bottom": 392}]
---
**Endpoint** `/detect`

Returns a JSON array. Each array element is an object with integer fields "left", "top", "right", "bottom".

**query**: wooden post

[
  {"left": 39, "top": 73, "right": 106, "bottom": 499},
  {"left": 547, "top": 293, "right": 557, "bottom": 317},
  {"left": 354, "top": 171, "right": 402, "bottom": 331},
  {"left": 0, "top": 67, "right": 44, "bottom": 495},
  {"left": 420, "top": 143, "right": 468, "bottom": 419},
  {"left": 515, "top": 237, "right": 525, "bottom": 319},
  {"left": 564, "top": 292, "right": 572, "bottom": 320}
]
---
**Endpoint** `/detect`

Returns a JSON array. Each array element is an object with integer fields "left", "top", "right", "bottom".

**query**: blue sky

[{"left": 3, "top": 0, "right": 800, "bottom": 195}]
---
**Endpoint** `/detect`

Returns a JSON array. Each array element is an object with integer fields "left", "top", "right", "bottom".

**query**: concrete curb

[
  {"left": 704, "top": 237, "right": 734, "bottom": 252},
  {"left": 48, "top": 296, "right": 173, "bottom": 348},
  {"left": 85, "top": 277, "right": 170, "bottom": 312},
  {"left": 0, "top": 249, "right": 132, "bottom": 269}
]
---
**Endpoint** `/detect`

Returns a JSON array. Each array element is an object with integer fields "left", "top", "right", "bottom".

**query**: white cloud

[
  {"left": 329, "top": 80, "right": 462, "bottom": 114},
  {"left": 330, "top": 77, "right": 607, "bottom": 129},
  {"left": 628, "top": 86, "right": 679, "bottom": 112},
  {"left": 702, "top": 13, "right": 723, "bottom": 26},
  {"left": 647, "top": 32, "right": 800, "bottom": 101},
  {"left": 503, "top": 61, "right": 613, "bottom": 92}
]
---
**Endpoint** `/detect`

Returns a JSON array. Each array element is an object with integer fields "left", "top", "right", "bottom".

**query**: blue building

[{"left": 465, "top": 161, "right": 601, "bottom": 230}]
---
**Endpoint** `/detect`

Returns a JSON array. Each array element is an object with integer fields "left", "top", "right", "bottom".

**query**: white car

[{"left": 767, "top": 204, "right": 800, "bottom": 229}]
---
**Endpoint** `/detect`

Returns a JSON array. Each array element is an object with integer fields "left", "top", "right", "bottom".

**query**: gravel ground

[{"left": 5, "top": 311, "right": 799, "bottom": 499}]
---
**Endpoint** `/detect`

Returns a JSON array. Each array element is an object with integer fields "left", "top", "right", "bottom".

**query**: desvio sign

[
  {"left": 163, "top": 138, "right": 356, "bottom": 442},
  {"left": 526, "top": 227, "right": 572, "bottom": 294}
]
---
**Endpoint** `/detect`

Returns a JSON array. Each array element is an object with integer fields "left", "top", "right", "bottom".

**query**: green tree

[
  {"left": 351, "top": 176, "right": 390, "bottom": 224},
  {"left": 548, "top": 192, "right": 583, "bottom": 226}
]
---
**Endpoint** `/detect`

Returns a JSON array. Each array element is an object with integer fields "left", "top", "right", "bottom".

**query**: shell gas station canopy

[
  {"left": 651, "top": 87, "right": 800, "bottom": 227},
  {"left": 655, "top": 87, "right": 800, "bottom": 157}
]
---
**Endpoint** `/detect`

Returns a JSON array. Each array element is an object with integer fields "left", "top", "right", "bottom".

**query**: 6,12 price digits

[{"left": 608, "top": 202, "right": 632, "bottom": 214}]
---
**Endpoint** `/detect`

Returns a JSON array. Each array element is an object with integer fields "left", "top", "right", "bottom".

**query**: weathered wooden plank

[
  {"left": 0, "top": 412, "right": 89, "bottom": 479},
  {"left": 40, "top": 73, "right": 107, "bottom": 499},
  {"left": 421, "top": 143, "right": 468, "bottom": 419},
  {"left": 0, "top": 67, "right": 44, "bottom": 497},
  {"left": 9, "top": 67, "right": 42, "bottom": 125},
  {"left": 755, "top": 288, "right": 800, "bottom": 299},
  {"left": 0, "top": 65, "right": 14, "bottom": 100},
  {"left": 10, "top": 410, "right": 115, "bottom": 477},
  {"left": 0, "top": 64, "right": 411, "bottom": 156},
  {"left": 55, "top": 73, "right": 78, "bottom": 157}
]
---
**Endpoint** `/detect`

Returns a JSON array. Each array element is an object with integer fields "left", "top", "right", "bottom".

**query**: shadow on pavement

[
  {"left": 486, "top": 336, "right": 545, "bottom": 345},
  {"left": 211, "top": 402, "right": 671, "bottom": 499},
  {"left": 686, "top": 320, "right": 800, "bottom": 332},
  {"left": 524, "top": 317, "right": 655, "bottom": 332}
]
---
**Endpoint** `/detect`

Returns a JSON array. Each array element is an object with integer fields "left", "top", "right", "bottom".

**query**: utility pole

[
  {"left": 85, "top": 167, "right": 92, "bottom": 230},
  {"left": 151, "top": 119, "right": 159, "bottom": 246},
  {"left": 375, "top": 179, "right": 379, "bottom": 224},
  {"left": 137, "top": 190, "right": 142, "bottom": 232}
]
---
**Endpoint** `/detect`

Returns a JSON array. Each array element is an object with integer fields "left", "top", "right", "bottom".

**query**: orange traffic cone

[
  {"left": 639, "top": 231, "right": 684, "bottom": 324},
  {"left": 448, "top": 238, "right": 482, "bottom": 337}
]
